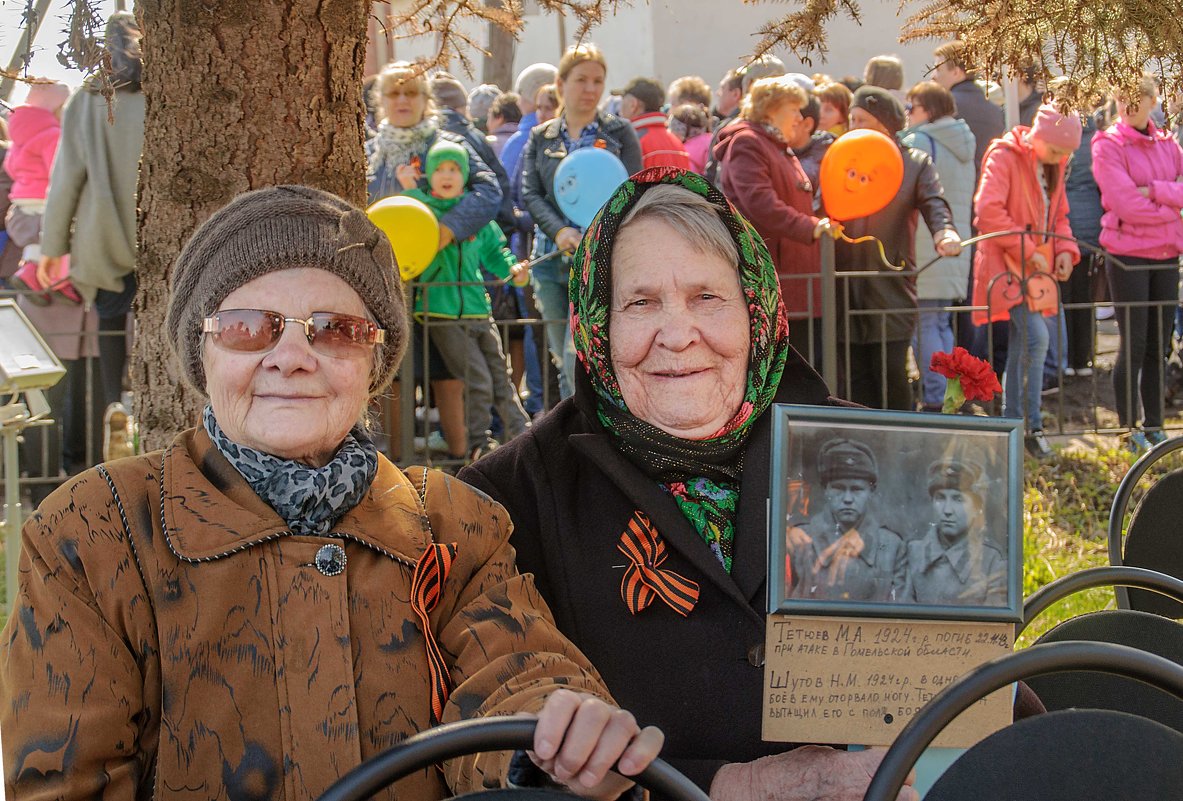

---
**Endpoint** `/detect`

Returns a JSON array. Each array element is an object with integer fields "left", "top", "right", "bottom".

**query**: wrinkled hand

[
  {"left": 438, "top": 224, "right": 455, "bottom": 250},
  {"left": 555, "top": 227, "right": 583, "bottom": 253},
  {"left": 935, "top": 231, "right": 962, "bottom": 257},
  {"left": 530, "top": 689, "right": 664, "bottom": 800},
  {"left": 1053, "top": 252, "right": 1074, "bottom": 281},
  {"left": 710, "top": 745, "right": 918, "bottom": 801},
  {"left": 814, "top": 529, "right": 865, "bottom": 588},
  {"left": 37, "top": 255, "right": 66, "bottom": 289},
  {"left": 396, "top": 163, "right": 420, "bottom": 190}
]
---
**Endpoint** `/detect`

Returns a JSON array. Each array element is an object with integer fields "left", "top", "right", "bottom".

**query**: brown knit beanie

[{"left": 166, "top": 185, "right": 406, "bottom": 397}]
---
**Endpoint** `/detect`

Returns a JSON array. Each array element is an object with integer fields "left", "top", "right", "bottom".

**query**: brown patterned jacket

[{"left": 1, "top": 428, "right": 610, "bottom": 800}]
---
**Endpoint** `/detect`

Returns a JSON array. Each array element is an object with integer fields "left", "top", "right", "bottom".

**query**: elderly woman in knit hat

[
  {"left": 971, "top": 103, "right": 1082, "bottom": 459},
  {"left": 839, "top": 85, "right": 962, "bottom": 412},
  {"left": 0, "top": 185, "right": 663, "bottom": 800},
  {"left": 461, "top": 169, "right": 924, "bottom": 800}
]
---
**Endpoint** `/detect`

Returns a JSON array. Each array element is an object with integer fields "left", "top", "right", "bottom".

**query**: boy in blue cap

[{"left": 402, "top": 140, "right": 531, "bottom": 456}]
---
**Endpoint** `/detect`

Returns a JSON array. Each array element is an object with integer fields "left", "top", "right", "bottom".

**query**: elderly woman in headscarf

[
  {"left": 0, "top": 185, "right": 663, "bottom": 801},
  {"left": 460, "top": 169, "right": 920, "bottom": 801}
]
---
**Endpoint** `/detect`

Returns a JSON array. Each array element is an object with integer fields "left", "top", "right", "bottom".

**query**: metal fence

[{"left": 4, "top": 230, "right": 1182, "bottom": 493}]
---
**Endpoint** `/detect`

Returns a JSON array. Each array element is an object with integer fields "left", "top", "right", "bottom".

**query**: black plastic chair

[
  {"left": 863, "top": 641, "right": 1183, "bottom": 801},
  {"left": 1108, "top": 435, "right": 1183, "bottom": 616},
  {"left": 316, "top": 717, "right": 709, "bottom": 801},
  {"left": 1019, "top": 565, "right": 1183, "bottom": 731}
]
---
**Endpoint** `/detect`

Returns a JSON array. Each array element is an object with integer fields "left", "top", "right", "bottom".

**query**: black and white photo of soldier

[
  {"left": 786, "top": 437, "right": 908, "bottom": 602},
  {"left": 906, "top": 456, "right": 1007, "bottom": 606}
]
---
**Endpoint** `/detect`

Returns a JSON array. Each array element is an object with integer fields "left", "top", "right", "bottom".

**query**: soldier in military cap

[
  {"left": 906, "top": 455, "right": 1007, "bottom": 606},
  {"left": 787, "top": 437, "right": 907, "bottom": 601}
]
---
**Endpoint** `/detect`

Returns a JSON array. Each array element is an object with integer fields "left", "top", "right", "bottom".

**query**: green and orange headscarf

[{"left": 570, "top": 167, "right": 791, "bottom": 572}]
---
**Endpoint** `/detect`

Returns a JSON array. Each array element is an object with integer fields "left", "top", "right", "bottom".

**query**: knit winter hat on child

[
  {"left": 167, "top": 185, "right": 406, "bottom": 396},
  {"left": 425, "top": 140, "right": 470, "bottom": 184},
  {"left": 1030, "top": 104, "right": 1083, "bottom": 150},
  {"left": 24, "top": 81, "right": 70, "bottom": 114}
]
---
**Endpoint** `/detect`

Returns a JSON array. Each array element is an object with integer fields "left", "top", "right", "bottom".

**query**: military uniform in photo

[
  {"left": 907, "top": 456, "right": 1007, "bottom": 606},
  {"left": 788, "top": 438, "right": 907, "bottom": 602}
]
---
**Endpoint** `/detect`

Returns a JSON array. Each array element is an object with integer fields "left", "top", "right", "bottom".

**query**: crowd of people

[
  {"left": 4, "top": 16, "right": 1181, "bottom": 801},
  {"left": 351, "top": 40, "right": 1183, "bottom": 462}
]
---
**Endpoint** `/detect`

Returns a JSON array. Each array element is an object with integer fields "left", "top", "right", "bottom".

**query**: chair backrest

[
  {"left": 923, "top": 709, "right": 1183, "bottom": 801},
  {"left": 1020, "top": 565, "right": 1183, "bottom": 635},
  {"left": 862, "top": 641, "right": 1183, "bottom": 801},
  {"left": 1024, "top": 609, "right": 1183, "bottom": 732},
  {"left": 1108, "top": 436, "right": 1183, "bottom": 613},
  {"left": 1122, "top": 469, "right": 1183, "bottom": 617}
]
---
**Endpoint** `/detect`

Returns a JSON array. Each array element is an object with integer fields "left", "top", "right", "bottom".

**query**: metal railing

[{"left": 3, "top": 231, "right": 1181, "bottom": 494}]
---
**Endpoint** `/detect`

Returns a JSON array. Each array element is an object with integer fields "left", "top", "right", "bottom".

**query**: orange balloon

[{"left": 819, "top": 129, "right": 905, "bottom": 221}]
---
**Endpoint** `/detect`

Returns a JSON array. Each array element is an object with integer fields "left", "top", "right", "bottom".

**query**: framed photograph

[{"left": 767, "top": 405, "right": 1023, "bottom": 623}]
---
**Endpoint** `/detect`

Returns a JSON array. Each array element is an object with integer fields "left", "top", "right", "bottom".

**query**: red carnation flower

[{"left": 930, "top": 347, "right": 1002, "bottom": 411}]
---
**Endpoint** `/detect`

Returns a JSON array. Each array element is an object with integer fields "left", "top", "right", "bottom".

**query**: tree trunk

[
  {"left": 135, "top": 0, "right": 370, "bottom": 449},
  {"left": 483, "top": 0, "right": 515, "bottom": 91}
]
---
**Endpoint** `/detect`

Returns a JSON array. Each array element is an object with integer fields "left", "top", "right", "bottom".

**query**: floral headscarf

[{"left": 570, "top": 167, "right": 791, "bottom": 571}]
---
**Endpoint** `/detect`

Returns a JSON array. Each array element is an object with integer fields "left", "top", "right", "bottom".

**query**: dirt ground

[{"left": 1043, "top": 316, "right": 1183, "bottom": 452}]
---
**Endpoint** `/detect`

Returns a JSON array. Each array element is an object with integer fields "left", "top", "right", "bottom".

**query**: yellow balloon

[{"left": 366, "top": 196, "right": 440, "bottom": 282}]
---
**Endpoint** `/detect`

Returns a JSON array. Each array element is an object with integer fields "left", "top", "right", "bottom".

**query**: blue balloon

[{"left": 553, "top": 148, "right": 630, "bottom": 228}]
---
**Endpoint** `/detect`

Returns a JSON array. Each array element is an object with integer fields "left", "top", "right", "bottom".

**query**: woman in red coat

[
  {"left": 713, "top": 76, "right": 833, "bottom": 364},
  {"left": 971, "top": 105, "right": 1081, "bottom": 458}
]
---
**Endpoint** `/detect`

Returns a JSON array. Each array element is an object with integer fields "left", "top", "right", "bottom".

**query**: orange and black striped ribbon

[
  {"left": 411, "top": 541, "right": 458, "bottom": 724},
  {"left": 617, "top": 511, "right": 700, "bottom": 617}
]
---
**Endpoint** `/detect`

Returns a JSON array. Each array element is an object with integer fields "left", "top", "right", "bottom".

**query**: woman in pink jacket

[
  {"left": 1092, "top": 75, "right": 1183, "bottom": 452},
  {"left": 971, "top": 104, "right": 1081, "bottom": 458}
]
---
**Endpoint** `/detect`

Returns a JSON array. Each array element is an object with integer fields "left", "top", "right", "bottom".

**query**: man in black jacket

[{"left": 838, "top": 87, "right": 962, "bottom": 410}]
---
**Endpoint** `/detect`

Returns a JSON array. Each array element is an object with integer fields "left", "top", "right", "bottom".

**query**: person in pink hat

[
  {"left": 971, "top": 102, "right": 1082, "bottom": 459},
  {"left": 1092, "top": 74, "right": 1183, "bottom": 453}
]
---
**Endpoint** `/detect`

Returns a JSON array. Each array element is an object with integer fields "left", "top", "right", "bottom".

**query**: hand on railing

[{"left": 935, "top": 229, "right": 963, "bottom": 257}]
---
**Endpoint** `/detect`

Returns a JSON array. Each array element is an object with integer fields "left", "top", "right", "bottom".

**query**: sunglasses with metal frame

[{"left": 202, "top": 309, "right": 386, "bottom": 357}]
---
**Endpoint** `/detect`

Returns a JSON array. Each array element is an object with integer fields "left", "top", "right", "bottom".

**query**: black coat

[
  {"left": 438, "top": 107, "right": 517, "bottom": 234},
  {"left": 834, "top": 143, "right": 955, "bottom": 344},
  {"left": 950, "top": 78, "right": 1005, "bottom": 180},
  {"left": 459, "top": 352, "right": 838, "bottom": 793}
]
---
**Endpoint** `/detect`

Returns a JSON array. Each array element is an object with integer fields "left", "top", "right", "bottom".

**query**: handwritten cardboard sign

[{"left": 762, "top": 615, "right": 1013, "bottom": 747}]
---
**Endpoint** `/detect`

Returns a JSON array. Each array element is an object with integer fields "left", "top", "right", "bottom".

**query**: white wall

[{"left": 375, "top": 1, "right": 944, "bottom": 94}]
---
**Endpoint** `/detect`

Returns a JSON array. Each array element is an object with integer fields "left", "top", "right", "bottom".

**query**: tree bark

[
  {"left": 135, "top": 0, "right": 370, "bottom": 449},
  {"left": 483, "top": 0, "right": 515, "bottom": 91}
]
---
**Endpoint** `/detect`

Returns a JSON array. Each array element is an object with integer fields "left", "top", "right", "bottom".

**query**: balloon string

[{"left": 837, "top": 231, "right": 906, "bottom": 271}]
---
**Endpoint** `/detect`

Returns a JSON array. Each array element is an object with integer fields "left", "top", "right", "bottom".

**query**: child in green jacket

[{"left": 402, "top": 140, "right": 531, "bottom": 455}]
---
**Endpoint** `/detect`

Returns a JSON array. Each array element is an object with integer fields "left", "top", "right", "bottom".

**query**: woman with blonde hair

[
  {"left": 714, "top": 76, "right": 831, "bottom": 363},
  {"left": 520, "top": 43, "right": 642, "bottom": 399}
]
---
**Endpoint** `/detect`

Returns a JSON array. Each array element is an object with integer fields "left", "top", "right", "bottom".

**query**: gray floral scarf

[{"left": 203, "top": 406, "right": 378, "bottom": 537}]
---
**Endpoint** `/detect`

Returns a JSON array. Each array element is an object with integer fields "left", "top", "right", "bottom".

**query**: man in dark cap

[
  {"left": 787, "top": 437, "right": 907, "bottom": 601},
  {"left": 619, "top": 76, "right": 690, "bottom": 170},
  {"left": 907, "top": 455, "right": 1007, "bottom": 606},
  {"left": 837, "top": 85, "right": 962, "bottom": 411}
]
